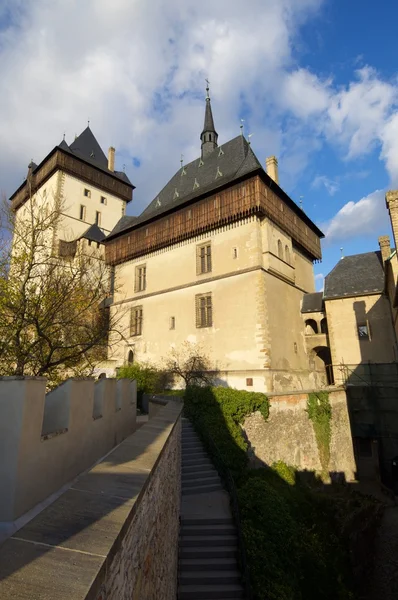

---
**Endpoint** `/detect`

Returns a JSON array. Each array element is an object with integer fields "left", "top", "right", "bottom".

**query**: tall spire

[{"left": 200, "top": 79, "right": 218, "bottom": 159}]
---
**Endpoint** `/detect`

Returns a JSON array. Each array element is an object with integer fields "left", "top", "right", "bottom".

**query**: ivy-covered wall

[{"left": 243, "top": 388, "right": 356, "bottom": 481}]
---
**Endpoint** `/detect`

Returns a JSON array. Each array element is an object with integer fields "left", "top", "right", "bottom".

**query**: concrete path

[{"left": 177, "top": 418, "right": 245, "bottom": 600}]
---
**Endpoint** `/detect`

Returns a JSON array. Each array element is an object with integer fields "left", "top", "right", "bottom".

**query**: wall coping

[
  {"left": 267, "top": 386, "right": 345, "bottom": 398},
  {"left": 0, "top": 399, "right": 183, "bottom": 600}
]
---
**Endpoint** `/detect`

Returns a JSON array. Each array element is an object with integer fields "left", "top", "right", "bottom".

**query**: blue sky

[{"left": 0, "top": 0, "right": 397, "bottom": 290}]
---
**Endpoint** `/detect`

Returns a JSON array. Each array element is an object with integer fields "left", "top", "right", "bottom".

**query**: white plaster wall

[{"left": 0, "top": 377, "right": 137, "bottom": 522}]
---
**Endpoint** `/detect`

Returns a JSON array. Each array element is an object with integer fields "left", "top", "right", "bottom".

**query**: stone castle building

[{"left": 103, "top": 87, "right": 326, "bottom": 392}]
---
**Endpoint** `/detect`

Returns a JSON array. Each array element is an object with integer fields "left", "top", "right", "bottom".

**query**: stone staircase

[{"left": 178, "top": 419, "right": 245, "bottom": 599}]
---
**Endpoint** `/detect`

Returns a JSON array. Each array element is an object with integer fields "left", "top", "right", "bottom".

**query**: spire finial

[
  {"left": 240, "top": 119, "right": 244, "bottom": 136},
  {"left": 87, "top": 118, "right": 90, "bottom": 127},
  {"left": 299, "top": 196, "right": 304, "bottom": 210},
  {"left": 205, "top": 78, "right": 210, "bottom": 100},
  {"left": 340, "top": 247, "right": 344, "bottom": 259},
  {"left": 180, "top": 154, "right": 184, "bottom": 168},
  {"left": 63, "top": 132, "right": 66, "bottom": 141}
]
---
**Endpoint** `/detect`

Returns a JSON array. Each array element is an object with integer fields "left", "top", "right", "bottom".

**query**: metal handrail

[{"left": 187, "top": 420, "right": 253, "bottom": 600}]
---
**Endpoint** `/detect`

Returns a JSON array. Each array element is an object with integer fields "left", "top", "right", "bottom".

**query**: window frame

[
  {"left": 195, "top": 293, "right": 213, "bottom": 328},
  {"left": 95, "top": 211, "right": 101, "bottom": 226},
  {"left": 357, "top": 321, "right": 371, "bottom": 341},
  {"left": 79, "top": 205, "right": 86, "bottom": 220},
  {"left": 134, "top": 264, "right": 147, "bottom": 293},
  {"left": 170, "top": 316, "right": 176, "bottom": 330},
  {"left": 100, "top": 196, "right": 107, "bottom": 205},
  {"left": 130, "top": 306, "right": 143, "bottom": 337},
  {"left": 197, "top": 242, "right": 212, "bottom": 275},
  {"left": 84, "top": 188, "right": 91, "bottom": 198}
]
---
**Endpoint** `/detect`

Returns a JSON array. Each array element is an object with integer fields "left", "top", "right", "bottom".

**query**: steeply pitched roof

[
  {"left": 108, "top": 136, "right": 261, "bottom": 239},
  {"left": 202, "top": 98, "right": 217, "bottom": 136},
  {"left": 324, "top": 251, "right": 384, "bottom": 300},
  {"left": 109, "top": 215, "right": 139, "bottom": 237},
  {"left": 301, "top": 292, "right": 324, "bottom": 313},
  {"left": 69, "top": 127, "right": 108, "bottom": 167},
  {"left": 79, "top": 223, "right": 106, "bottom": 243}
]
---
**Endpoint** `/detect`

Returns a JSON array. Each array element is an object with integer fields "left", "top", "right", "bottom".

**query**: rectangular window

[
  {"left": 130, "top": 306, "right": 143, "bottom": 336},
  {"left": 135, "top": 265, "right": 147, "bottom": 292},
  {"left": 358, "top": 322, "right": 371, "bottom": 340},
  {"left": 197, "top": 243, "right": 212, "bottom": 274},
  {"left": 79, "top": 205, "right": 86, "bottom": 220},
  {"left": 195, "top": 293, "right": 212, "bottom": 328},
  {"left": 84, "top": 188, "right": 91, "bottom": 198},
  {"left": 233, "top": 247, "right": 238, "bottom": 259},
  {"left": 95, "top": 211, "right": 101, "bottom": 226},
  {"left": 100, "top": 196, "right": 107, "bottom": 205},
  {"left": 170, "top": 316, "right": 175, "bottom": 330}
]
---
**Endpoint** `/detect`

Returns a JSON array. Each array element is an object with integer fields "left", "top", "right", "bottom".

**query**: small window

[
  {"left": 97, "top": 242, "right": 100, "bottom": 249},
  {"left": 79, "top": 205, "right": 86, "bottom": 220},
  {"left": 127, "top": 349, "right": 134, "bottom": 365},
  {"left": 95, "top": 211, "right": 101, "bottom": 226},
  {"left": 196, "top": 294, "right": 212, "bottom": 328},
  {"left": 277, "top": 239, "right": 283, "bottom": 259},
  {"left": 246, "top": 378, "right": 253, "bottom": 387},
  {"left": 285, "top": 245, "right": 290, "bottom": 264},
  {"left": 170, "top": 316, "right": 175, "bottom": 330},
  {"left": 233, "top": 247, "right": 238, "bottom": 259},
  {"left": 101, "top": 196, "right": 107, "bottom": 205},
  {"left": 145, "top": 228, "right": 149, "bottom": 237},
  {"left": 88, "top": 240, "right": 92, "bottom": 246},
  {"left": 358, "top": 323, "right": 370, "bottom": 340},
  {"left": 43, "top": 188, "right": 47, "bottom": 198},
  {"left": 84, "top": 188, "right": 91, "bottom": 198},
  {"left": 294, "top": 342, "right": 298, "bottom": 353},
  {"left": 130, "top": 306, "right": 143, "bottom": 336},
  {"left": 197, "top": 243, "right": 212, "bottom": 274},
  {"left": 135, "top": 265, "right": 146, "bottom": 292},
  {"left": 187, "top": 209, "right": 192, "bottom": 220}
]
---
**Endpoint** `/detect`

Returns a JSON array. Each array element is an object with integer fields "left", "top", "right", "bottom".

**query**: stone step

[
  {"left": 179, "top": 546, "right": 238, "bottom": 560},
  {"left": 182, "top": 455, "right": 213, "bottom": 469},
  {"left": 179, "top": 535, "right": 237, "bottom": 548},
  {"left": 178, "top": 583, "right": 245, "bottom": 599},
  {"left": 179, "top": 557, "right": 237, "bottom": 571},
  {"left": 181, "top": 518, "right": 234, "bottom": 527},
  {"left": 183, "top": 447, "right": 207, "bottom": 456},
  {"left": 182, "top": 483, "right": 223, "bottom": 496},
  {"left": 182, "top": 468, "right": 218, "bottom": 481},
  {"left": 179, "top": 570, "right": 241, "bottom": 586},
  {"left": 180, "top": 524, "right": 236, "bottom": 537},
  {"left": 182, "top": 477, "right": 221, "bottom": 490}
]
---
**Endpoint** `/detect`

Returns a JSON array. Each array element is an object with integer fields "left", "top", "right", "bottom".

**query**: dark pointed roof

[
  {"left": 201, "top": 97, "right": 217, "bottom": 137},
  {"left": 69, "top": 127, "right": 108, "bottom": 167},
  {"left": 138, "top": 135, "right": 260, "bottom": 221},
  {"left": 301, "top": 292, "right": 324, "bottom": 313},
  {"left": 324, "top": 252, "right": 384, "bottom": 300},
  {"left": 79, "top": 223, "right": 106, "bottom": 243}
]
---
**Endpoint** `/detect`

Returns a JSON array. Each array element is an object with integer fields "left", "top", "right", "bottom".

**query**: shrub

[
  {"left": 117, "top": 362, "right": 172, "bottom": 410},
  {"left": 307, "top": 391, "right": 332, "bottom": 476}
]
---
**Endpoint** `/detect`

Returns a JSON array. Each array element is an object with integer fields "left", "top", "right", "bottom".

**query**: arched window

[
  {"left": 277, "top": 239, "right": 283, "bottom": 259},
  {"left": 305, "top": 319, "right": 318, "bottom": 335},
  {"left": 127, "top": 349, "right": 134, "bottom": 365},
  {"left": 285, "top": 245, "right": 290, "bottom": 264},
  {"left": 320, "top": 318, "right": 328, "bottom": 334}
]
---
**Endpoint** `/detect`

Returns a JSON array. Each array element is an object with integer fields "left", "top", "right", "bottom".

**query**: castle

[{"left": 9, "top": 87, "right": 398, "bottom": 393}]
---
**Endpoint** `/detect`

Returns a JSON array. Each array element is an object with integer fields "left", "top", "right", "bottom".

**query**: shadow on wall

[
  {"left": 339, "top": 298, "right": 398, "bottom": 490},
  {"left": 184, "top": 386, "right": 383, "bottom": 600},
  {"left": 0, "top": 395, "right": 181, "bottom": 600}
]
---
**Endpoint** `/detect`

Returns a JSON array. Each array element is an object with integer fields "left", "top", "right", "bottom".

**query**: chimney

[
  {"left": 108, "top": 146, "right": 115, "bottom": 172},
  {"left": 386, "top": 190, "right": 398, "bottom": 251},
  {"left": 266, "top": 156, "right": 279, "bottom": 185},
  {"left": 378, "top": 235, "right": 391, "bottom": 266}
]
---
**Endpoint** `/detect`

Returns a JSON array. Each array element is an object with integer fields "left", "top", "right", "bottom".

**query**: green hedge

[{"left": 184, "top": 386, "right": 356, "bottom": 600}]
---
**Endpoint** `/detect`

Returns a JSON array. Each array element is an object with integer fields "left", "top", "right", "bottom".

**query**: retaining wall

[
  {"left": 243, "top": 387, "right": 357, "bottom": 481},
  {"left": 0, "top": 399, "right": 182, "bottom": 600},
  {"left": 0, "top": 377, "right": 137, "bottom": 523}
]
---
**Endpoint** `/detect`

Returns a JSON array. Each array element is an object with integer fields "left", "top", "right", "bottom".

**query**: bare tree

[
  {"left": 163, "top": 341, "right": 218, "bottom": 388},
  {"left": 0, "top": 186, "right": 126, "bottom": 386}
]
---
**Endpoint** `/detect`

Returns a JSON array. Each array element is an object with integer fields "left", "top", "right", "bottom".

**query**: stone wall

[
  {"left": 243, "top": 388, "right": 357, "bottom": 481},
  {"left": 0, "top": 376, "right": 137, "bottom": 524},
  {"left": 0, "top": 400, "right": 182, "bottom": 600}
]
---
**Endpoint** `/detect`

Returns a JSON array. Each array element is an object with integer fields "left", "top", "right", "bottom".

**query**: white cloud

[
  {"left": 312, "top": 175, "right": 339, "bottom": 196},
  {"left": 321, "top": 189, "right": 389, "bottom": 243},
  {"left": 314, "top": 272, "right": 324, "bottom": 292}
]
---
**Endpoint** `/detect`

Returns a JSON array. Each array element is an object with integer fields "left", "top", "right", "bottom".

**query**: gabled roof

[
  {"left": 301, "top": 292, "right": 324, "bottom": 313},
  {"left": 202, "top": 97, "right": 217, "bottom": 137},
  {"left": 109, "top": 215, "right": 139, "bottom": 237},
  {"left": 324, "top": 251, "right": 384, "bottom": 300},
  {"left": 79, "top": 223, "right": 106, "bottom": 243}
]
